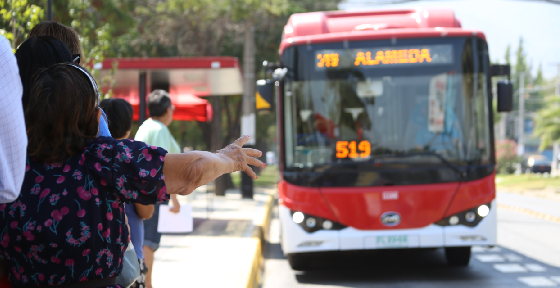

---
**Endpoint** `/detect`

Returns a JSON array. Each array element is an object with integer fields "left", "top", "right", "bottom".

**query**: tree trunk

[
  {"left": 210, "top": 96, "right": 227, "bottom": 196},
  {"left": 196, "top": 121, "right": 211, "bottom": 151}
]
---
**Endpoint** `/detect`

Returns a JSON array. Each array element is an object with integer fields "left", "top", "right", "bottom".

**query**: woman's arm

[
  {"left": 162, "top": 136, "right": 264, "bottom": 195},
  {"left": 134, "top": 203, "right": 155, "bottom": 219}
]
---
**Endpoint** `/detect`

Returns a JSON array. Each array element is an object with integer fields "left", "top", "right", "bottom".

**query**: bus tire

[
  {"left": 445, "top": 246, "right": 471, "bottom": 266},
  {"left": 287, "top": 253, "right": 310, "bottom": 271}
]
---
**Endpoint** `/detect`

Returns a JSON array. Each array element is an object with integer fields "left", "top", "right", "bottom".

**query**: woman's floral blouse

[{"left": 0, "top": 137, "right": 169, "bottom": 287}]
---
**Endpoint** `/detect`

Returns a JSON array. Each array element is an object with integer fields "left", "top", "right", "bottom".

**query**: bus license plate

[{"left": 376, "top": 235, "right": 408, "bottom": 248}]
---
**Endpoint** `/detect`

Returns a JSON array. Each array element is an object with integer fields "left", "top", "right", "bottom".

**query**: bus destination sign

[{"left": 316, "top": 44, "right": 453, "bottom": 69}]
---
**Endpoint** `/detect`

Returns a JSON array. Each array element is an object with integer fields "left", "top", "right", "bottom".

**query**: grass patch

[
  {"left": 496, "top": 174, "right": 560, "bottom": 191},
  {"left": 232, "top": 166, "right": 278, "bottom": 188}
]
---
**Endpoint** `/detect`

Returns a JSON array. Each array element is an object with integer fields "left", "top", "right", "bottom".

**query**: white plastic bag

[{"left": 157, "top": 203, "right": 193, "bottom": 233}]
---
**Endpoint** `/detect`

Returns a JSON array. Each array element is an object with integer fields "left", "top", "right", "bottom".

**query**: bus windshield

[{"left": 282, "top": 37, "right": 492, "bottom": 174}]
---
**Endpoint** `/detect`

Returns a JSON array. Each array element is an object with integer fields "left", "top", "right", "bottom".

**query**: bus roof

[{"left": 280, "top": 8, "right": 486, "bottom": 54}]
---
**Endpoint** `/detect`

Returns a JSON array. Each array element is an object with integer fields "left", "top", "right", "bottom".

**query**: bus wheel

[
  {"left": 287, "top": 253, "right": 310, "bottom": 271},
  {"left": 445, "top": 246, "right": 471, "bottom": 266}
]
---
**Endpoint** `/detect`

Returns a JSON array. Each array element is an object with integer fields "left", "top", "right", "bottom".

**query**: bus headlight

[
  {"left": 305, "top": 217, "right": 316, "bottom": 228},
  {"left": 435, "top": 203, "right": 491, "bottom": 227},
  {"left": 292, "top": 212, "right": 304, "bottom": 224},
  {"left": 478, "top": 205, "right": 490, "bottom": 217},
  {"left": 290, "top": 211, "right": 346, "bottom": 233},
  {"left": 449, "top": 216, "right": 459, "bottom": 225},
  {"left": 465, "top": 212, "right": 476, "bottom": 222}
]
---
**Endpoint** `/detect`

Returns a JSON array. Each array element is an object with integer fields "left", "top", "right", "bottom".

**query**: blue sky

[{"left": 340, "top": 0, "right": 560, "bottom": 79}]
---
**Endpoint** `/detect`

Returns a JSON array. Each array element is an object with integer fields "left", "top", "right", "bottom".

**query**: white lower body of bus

[{"left": 279, "top": 199, "right": 497, "bottom": 270}]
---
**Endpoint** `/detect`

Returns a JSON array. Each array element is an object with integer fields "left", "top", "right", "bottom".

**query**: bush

[{"left": 496, "top": 140, "right": 521, "bottom": 174}]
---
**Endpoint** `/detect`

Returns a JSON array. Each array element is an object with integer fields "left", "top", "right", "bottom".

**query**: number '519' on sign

[{"left": 336, "top": 141, "right": 371, "bottom": 158}]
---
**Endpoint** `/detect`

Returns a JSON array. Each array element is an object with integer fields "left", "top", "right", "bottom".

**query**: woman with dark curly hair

[{"left": 0, "top": 63, "right": 263, "bottom": 287}]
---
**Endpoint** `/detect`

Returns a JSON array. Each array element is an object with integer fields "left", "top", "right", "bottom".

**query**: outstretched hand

[{"left": 216, "top": 135, "right": 265, "bottom": 180}]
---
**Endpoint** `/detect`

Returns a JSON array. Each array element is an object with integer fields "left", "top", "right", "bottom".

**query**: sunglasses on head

[
  {"left": 72, "top": 54, "right": 80, "bottom": 64},
  {"left": 65, "top": 63, "right": 100, "bottom": 103},
  {"left": 32, "top": 62, "right": 101, "bottom": 104}
]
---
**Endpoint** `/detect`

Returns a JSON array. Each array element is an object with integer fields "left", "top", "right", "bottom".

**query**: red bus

[{"left": 258, "top": 8, "right": 513, "bottom": 270}]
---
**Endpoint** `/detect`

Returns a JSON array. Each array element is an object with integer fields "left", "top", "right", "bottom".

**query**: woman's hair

[
  {"left": 15, "top": 36, "right": 73, "bottom": 109},
  {"left": 99, "top": 98, "right": 134, "bottom": 139},
  {"left": 27, "top": 21, "right": 83, "bottom": 62},
  {"left": 148, "top": 89, "right": 172, "bottom": 117},
  {"left": 26, "top": 64, "right": 99, "bottom": 163}
]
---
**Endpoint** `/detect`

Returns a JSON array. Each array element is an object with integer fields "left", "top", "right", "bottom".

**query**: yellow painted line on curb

[
  {"left": 245, "top": 194, "right": 275, "bottom": 288},
  {"left": 497, "top": 203, "right": 560, "bottom": 223}
]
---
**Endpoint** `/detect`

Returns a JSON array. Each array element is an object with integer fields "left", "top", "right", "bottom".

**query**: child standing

[{"left": 100, "top": 98, "right": 153, "bottom": 288}]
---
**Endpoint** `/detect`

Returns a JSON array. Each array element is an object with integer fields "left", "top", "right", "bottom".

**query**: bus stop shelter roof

[{"left": 96, "top": 57, "right": 243, "bottom": 122}]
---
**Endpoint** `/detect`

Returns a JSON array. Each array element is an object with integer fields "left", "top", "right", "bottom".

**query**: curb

[{"left": 245, "top": 194, "right": 274, "bottom": 288}]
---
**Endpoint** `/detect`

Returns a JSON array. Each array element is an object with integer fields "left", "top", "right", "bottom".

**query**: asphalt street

[{"left": 262, "top": 192, "right": 560, "bottom": 287}]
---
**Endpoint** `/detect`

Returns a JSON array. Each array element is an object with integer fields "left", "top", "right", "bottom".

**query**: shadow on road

[
  {"left": 292, "top": 249, "right": 482, "bottom": 285},
  {"left": 266, "top": 243, "right": 482, "bottom": 284}
]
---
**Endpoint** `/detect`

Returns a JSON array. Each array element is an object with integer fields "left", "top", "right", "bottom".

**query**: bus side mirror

[
  {"left": 497, "top": 80, "right": 513, "bottom": 112},
  {"left": 256, "top": 79, "right": 275, "bottom": 112}
]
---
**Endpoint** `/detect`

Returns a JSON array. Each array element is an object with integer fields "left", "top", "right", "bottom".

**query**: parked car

[{"left": 521, "top": 155, "right": 551, "bottom": 174}]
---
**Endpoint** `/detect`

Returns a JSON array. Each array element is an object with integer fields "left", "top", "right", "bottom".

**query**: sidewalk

[{"left": 151, "top": 185, "right": 275, "bottom": 288}]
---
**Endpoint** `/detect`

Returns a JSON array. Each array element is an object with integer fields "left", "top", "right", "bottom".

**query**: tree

[
  {"left": 0, "top": 0, "right": 44, "bottom": 49},
  {"left": 496, "top": 139, "right": 520, "bottom": 174},
  {"left": 513, "top": 37, "right": 530, "bottom": 94},
  {"left": 504, "top": 44, "right": 511, "bottom": 65},
  {"left": 50, "top": 0, "right": 135, "bottom": 95},
  {"left": 535, "top": 63, "right": 544, "bottom": 87},
  {"left": 533, "top": 96, "right": 560, "bottom": 150}
]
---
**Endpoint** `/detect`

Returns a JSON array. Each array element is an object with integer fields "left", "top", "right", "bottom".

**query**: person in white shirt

[{"left": 0, "top": 35, "right": 28, "bottom": 203}]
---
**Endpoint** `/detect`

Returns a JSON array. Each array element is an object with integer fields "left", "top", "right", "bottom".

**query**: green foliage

[
  {"left": 496, "top": 139, "right": 521, "bottom": 174},
  {"left": 501, "top": 37, "right": 548, "bottom": 118},
  {"left": 232, "top": 166, "right": 278, "bottom": 188},
  {"left": 0, "top": 0, "right": 44, "bottom": 49},
  {"left": 504, "top": 44, "right": 511, "bottom": 64},
  {"left": 1, "top": 0, "right": 133, "bottom": 97},
  {"left": 496, "top": 174, "right": 560, "bottom": 191},
  {"left": 492, "top": 99, "right": 501, "bottom": 124},
  {"left": 52, "top": 0, "right": 134, "bottom": 95},
  {"left": 535, "top": 63, "right": 544, "bottom": 87},
  {"left": 533, "top": 96, "right": 560, "bottom": 150}
]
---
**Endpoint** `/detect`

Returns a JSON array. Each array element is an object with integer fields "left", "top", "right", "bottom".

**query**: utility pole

[
  {"left": 47, "top": 0, "right": 53, "bottom": 21},
  {"left": 518, "top": 72, "right": 525, "bottom": 156},
  {"left": 242, "top": 21, "right": 256, "bottom": 140},
  {"left": 240, "top": 20, "right": 255, "bottom": 199}
]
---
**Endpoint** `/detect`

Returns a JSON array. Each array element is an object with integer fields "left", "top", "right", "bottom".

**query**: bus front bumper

[{"left": 279, "top": 199, "right": 497, "bottom": 255}]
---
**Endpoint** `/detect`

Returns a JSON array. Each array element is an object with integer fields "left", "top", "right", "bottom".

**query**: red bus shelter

[{"left": 95, "top": 57, "right": 244, "bottom": 122}]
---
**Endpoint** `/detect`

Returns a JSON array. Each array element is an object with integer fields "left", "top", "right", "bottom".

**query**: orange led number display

[
  {"left": 317, "top": 53, "right": 340, "bottom": 68},
  {"left": 336, "top": 141, "right": 371, "bottom": 159}
]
